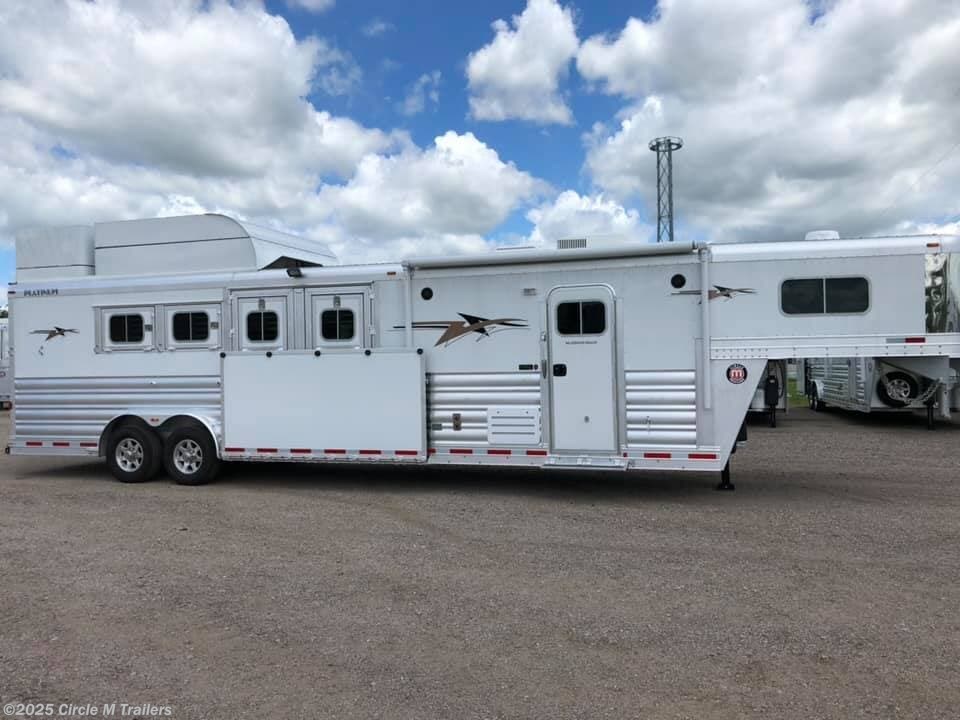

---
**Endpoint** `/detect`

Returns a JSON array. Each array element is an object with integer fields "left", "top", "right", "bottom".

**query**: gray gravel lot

[{"left": 1, "top": 408, "right": 959, "bottom": 720}]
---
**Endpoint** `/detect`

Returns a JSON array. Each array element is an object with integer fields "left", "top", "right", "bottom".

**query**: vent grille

[{"left": 557, "top": 238, "right": 587, "bottom": 250}]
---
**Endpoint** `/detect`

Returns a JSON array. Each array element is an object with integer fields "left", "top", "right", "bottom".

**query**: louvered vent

[{"left": 557, "top": 238, "right": 588, "bottom": 249}]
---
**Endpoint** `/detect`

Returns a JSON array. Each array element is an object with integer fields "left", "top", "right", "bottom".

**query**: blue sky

[{"left": 0, "top": 0, "right": 957, "bottom": 293}]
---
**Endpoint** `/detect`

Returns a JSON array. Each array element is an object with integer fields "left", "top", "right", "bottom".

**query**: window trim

[
  {"left": 96, "top": 306, "right": 155, "bottom": 353},
  {"left": 779, "top": 275, "right": 871, "bottom": 317},
  {"left": 165, "top": 303, "right": 221, "bottom": 350}
]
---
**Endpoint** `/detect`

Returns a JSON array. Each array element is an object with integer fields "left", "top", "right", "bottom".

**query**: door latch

[{"left": 553, "top": 363, "right": 567, "bottom": 377}]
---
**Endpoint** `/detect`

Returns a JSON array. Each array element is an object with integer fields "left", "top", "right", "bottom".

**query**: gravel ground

[{"left": 1, "top": 408, "right": 958, "bottom": 720}]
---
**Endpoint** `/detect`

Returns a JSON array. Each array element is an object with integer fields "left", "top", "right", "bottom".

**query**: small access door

[{"left": 547, "top": 286, "right": 617, "bottom": 452}]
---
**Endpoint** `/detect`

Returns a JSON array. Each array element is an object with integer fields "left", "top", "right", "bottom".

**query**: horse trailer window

[
  {"left": 109, "top": 314, "right": 144, "bottom": 343},
  {"left": 825, "top": 277, "right": 869, "bottom": 313},
  {"left": 321, "top": 309, "right": 355, "bottom": 341},
  {"left": 781, "top": 279, "right": 825, "bottom": 314},
  {"left": 172, "top": 312, "right": 209, "bottom": 342},
  {"left": 782, "top": 277, "right": 868, "bottom": 315},
  {"left": 557, "top": 301, "right": 606, "bottom": 335},
  {"left": 246, "top": 311, "right": 279, "bottom": 342}
]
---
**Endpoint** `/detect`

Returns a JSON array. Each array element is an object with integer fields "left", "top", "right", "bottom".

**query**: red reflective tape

[
  {"left": 256, "top": 447, "right": 278, "bottom": 454},
  {"left": 644, "top": 452, "right": 671, "bottom": 459},
  {"left": 689, "top": 452, "right": 718, "bottom": 460},
  {"left": 359, "top": 449, "right": 382, "bottom": 455},
  {"left": 224, "top": 447, "right": 244, "bottom": 453},
  {"left": 450, "top": 448, "right": 474, "bottom": 455},
  {"left": 905, "top": 337, "right": 926, "bottom": 344},
  {"left": 526, "top": 449, "right": 548, "bottom": 456},
  {"left": 428, "top": 448, "right": 437, "bottom": 455},
  {"left": 487, "top": 449, "right": 512, "bottom": 456},
  {"left": 395, "top": 450, "right": 419, "bottom": 456},
  {"left": 324, "top": 448, "right": 347, "bottom": 455},
  {"left": 80, "top": 442, "right": 98, "bottom": 448},
  {"left": 290, "top": 448, "right": 312, "bottom": 454},
  {"left": 25, "top": 441, "right": 42, "bottom": 447},
  {"left": 52, "top": 441, "right": 70, "bottom": 447},
  {"left": 927, "top": 242, "right": 940, "bottom": 248}
]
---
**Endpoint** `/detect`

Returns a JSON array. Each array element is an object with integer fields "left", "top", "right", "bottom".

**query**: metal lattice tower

[{"left": 648, "top": 136, "right": 683, "bottom": 243}]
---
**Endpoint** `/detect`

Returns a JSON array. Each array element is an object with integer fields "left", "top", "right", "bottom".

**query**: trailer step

[{"left": 544, "top": 456, "right": 628, "bottom": 470}]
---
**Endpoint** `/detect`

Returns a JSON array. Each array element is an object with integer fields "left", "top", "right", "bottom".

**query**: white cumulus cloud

[
  {"left": 399, "top": 71, "right": 442, "bottom": 116},
  {"left": 526, "top": 191, "right": 649, "bottom": 246},
  {"left": 466, "top": 0, "right": 579, "bottom": 125},
  {"left": 579, "top": 0, "right": 960, "bottom": 241}
]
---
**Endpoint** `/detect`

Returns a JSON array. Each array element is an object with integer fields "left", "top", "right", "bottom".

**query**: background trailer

[{"left": 7, "top": 214, "right": 960, "bottom": 489}]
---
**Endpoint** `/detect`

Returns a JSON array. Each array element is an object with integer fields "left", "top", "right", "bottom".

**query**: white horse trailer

[
  {"left": 0, "top": 318, "right": 10, "bottom": 408},
  {"left": 7, "top": 214, "right": 960, "bottom": 490},
  {"left": 800, "top": 238, "right": 960, "bottom": 426}
]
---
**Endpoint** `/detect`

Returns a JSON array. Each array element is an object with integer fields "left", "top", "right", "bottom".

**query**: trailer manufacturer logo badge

[
  {"left": 726, "top": 363, "right": 748, "bottom": 384},
  {"left": 31, "top": 326, "right": 78, "bottom": 355},
  {"left": 673, "top": 285, "right": 756, "bottom": 301},
  {"left": 396, "top": 313, "right": 528, "bottom": 347}
]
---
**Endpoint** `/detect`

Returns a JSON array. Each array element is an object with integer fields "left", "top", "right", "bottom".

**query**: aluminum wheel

[
  {"left": 885, "top": 377, "right": 913, "bottom": 403},
  {"left": 173, "top": 438, "right": 203, "bottom": 475},
  {"left": 115, "top": 437, "right": 144, "bottom": 473}
]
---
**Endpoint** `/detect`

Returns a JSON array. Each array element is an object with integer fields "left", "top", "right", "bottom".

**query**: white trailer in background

[
  {"left": 7, "top": 214, "right": 960, "bottom": 490},
  {"left": 798, "top": 232, "right": 960, "bottom": 427},
  {"left": 0, "top": 318, "right": 10, "bottom": 408}
]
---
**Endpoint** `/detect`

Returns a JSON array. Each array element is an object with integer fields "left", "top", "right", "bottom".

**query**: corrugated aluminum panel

[
  {"left": 12, "top": 375, "right": 221, "bottom": 444},
  {"left": 428, "top": 372, "right": 541, "bottom": 446},
  {"left": 625, "top": 370, "right": 696, "bottom": 447}
]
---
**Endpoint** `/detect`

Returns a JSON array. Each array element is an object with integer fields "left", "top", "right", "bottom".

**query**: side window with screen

[
  {"left": 782, "top": 277, "right": 868, "bottom": 315},
  {"left": 247, "top": 311, "right": 279, "bottom": 342},
  {"left": 557, "top": 301, "right": 606, "bottom": 335},
  {"left": 321, "top": 309, "right": 355, "bottom": 341},
  {"left": 172, "top": 312, "right": 209, "bottom": 342},
  {"left": 109, "top": 314, "right": 144, "bottom": 343}
]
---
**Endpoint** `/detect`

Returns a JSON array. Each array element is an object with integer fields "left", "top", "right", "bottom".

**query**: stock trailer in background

[{"left": 6, "top": 214, "right": 960, "bottom": 489}]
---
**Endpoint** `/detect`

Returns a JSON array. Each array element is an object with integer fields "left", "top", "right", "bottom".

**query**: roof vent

[
  {"left": 557, "top": 238, "right": 587, "bottom": 249},
  {"left": 804, "top": 230, "right": 840, "bottom": 241}
]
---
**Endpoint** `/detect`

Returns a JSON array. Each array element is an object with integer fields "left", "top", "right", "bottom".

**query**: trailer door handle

[{"left": 552, "top": 363, "right": 567, "bottom": 377}]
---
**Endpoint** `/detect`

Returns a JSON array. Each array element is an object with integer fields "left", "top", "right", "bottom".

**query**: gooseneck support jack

[{"left": 716, "top": 461, "right": 734, "bottom": 491}]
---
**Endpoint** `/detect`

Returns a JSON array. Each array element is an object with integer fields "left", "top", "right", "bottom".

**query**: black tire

[
  {"left": 809, "top": 386, "right": 823, "bottom": 412},
  {"left": 105, "top": 423, "right": 162, "bottom": 483},
  {"left": 164, "top": 425, "right": 220, "bottom": 486},
  {"left": 877, "top": 372, "right": 919, "bottom": 408}
]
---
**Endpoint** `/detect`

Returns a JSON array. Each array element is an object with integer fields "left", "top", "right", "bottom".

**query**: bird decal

[
  {"left": 394, "top": 313, "right": 528, "bottom": 346},
  {"left": 672, "top": 285, "right": 756, "bottom": 301},
  {"left": 31, "top": 326, "right": 78, "bottom": 355}
]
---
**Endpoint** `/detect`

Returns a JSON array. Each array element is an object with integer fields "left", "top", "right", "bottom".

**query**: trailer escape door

[{"left": 547, "top": 286, "right": 617, "bottom": 452}]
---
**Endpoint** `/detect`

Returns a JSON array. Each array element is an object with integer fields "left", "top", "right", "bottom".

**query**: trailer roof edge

[{"left": 404, "top": 241, "right": 697, "bottom": 270}]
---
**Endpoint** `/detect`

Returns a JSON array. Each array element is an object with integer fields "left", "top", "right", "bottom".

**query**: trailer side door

[{"left": 547, "top": 286, "right": 618, "bottom": 453}]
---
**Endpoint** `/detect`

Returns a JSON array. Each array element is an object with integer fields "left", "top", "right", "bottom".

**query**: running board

[{"left": 544, "top": 456, "right": 628, "bottom": 470}]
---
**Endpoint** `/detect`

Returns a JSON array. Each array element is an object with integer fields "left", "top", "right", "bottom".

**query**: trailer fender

[{"left": 156, "top": 415, "right": 222, "bottom": 457}]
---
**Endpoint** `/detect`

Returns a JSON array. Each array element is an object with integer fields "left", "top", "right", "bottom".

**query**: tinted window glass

[
  {"left": 321, "top": 309, "right": 355, "bottom": 341},
  {"left": 581, "top": 301, "right": 606, "bottom": 334},
  {"left": 172, "top": 312, "right": 209, "bottom": 341},
  {"left": 781, "top": 279, "right": 824, "bottom": 314},
  {"left": 557, "top": 302, "right": 581, "bottom": 335},
  {"left": 825, "top": 277, "right": 869, "bottom": 313},
  {"left": 109, "top": 314, "right": 144, "bottom": 343},
  {"left": 246, "top": 311, "right": 279, "bottom": 342}
]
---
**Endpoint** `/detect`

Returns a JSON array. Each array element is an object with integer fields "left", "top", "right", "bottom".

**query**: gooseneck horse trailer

[{"left": 7, "top": 215, "right": 960, "bottom": 490}]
